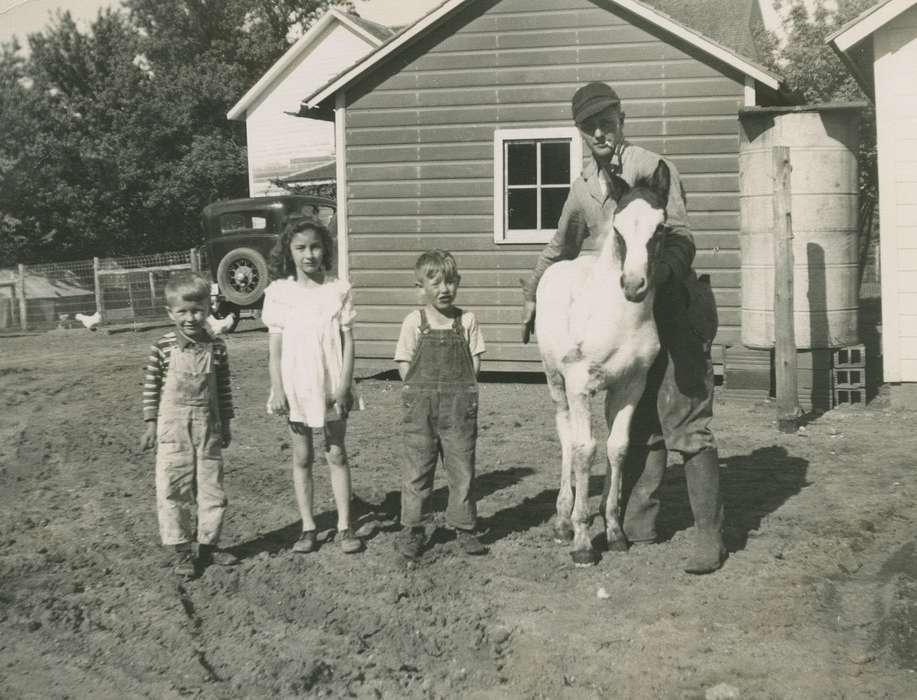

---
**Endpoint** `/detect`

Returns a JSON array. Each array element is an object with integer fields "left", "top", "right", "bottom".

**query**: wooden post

[
  {"left": 127, "top": 272, "right": 135, "bottom": 319},
  {"left": 189, "top": 247, "right": 200, "bottom": 273},
  {"left": 148, "top": 272, "right": 157, "bottom": 312},
  {"left": 773, "top": 146, "right": 800, "bottom": 432},
  {"left": 16, "top": 264, "right": 27, "bottom": 331},
  {"left": 93, "top": 257, "right": 105, "bottom": 321}
]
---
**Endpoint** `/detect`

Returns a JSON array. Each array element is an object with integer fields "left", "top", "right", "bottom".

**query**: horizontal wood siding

[{"left": 345, "top": 0, "right": 746, "bottom": 369}]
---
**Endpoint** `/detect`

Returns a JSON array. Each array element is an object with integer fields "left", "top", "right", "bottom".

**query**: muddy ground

[{"left": 1, "top": 322, "right": 916, "bottom": 699}]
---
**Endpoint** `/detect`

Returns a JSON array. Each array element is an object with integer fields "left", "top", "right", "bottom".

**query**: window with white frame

[{"left": 493, "top": 127, "right": 582, "bottom": 244}]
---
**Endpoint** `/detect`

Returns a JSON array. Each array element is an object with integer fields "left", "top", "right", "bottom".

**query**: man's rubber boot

[
  {"left": 683, "top": 448, "right": 726, "bottom": 574},
  {"left": 622, "top": 446, "right": 667, "bottom": 546}
]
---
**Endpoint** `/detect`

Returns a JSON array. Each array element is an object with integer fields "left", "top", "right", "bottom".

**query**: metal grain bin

[{"left": 738, "top": 104, "right": 864, "bottom": 349}]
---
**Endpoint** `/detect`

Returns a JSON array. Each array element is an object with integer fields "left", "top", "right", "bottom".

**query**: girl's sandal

[{"left": 292, "top": 530, "right": 317, "bottom": 554}]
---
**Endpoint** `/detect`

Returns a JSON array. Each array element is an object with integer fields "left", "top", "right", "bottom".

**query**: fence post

[
  {"left": 93, "top": 257, "right": 105, "bottom": 321},
  {"left": 773, "top": 146, "right": 800, "bottom": 433},
  {"left": 16, "top": 263, "right": 27, "bottom": 331},
  {"left": 148, "top": 272, "right": 157, "bottom": 313},
  {"left": 189, "top": 247, "right": 200, "bottom": 273}
]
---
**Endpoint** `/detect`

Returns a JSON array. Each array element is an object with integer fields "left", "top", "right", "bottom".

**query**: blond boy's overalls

[
  {"left": 401, "top": 310, "right": 478, "bottom": 531},
  {"left": 155, "top": 338, "right": 226, "bottom": 546}
]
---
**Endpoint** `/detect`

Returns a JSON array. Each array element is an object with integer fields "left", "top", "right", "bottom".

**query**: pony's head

[{"left": 607, "top": 159, "right": 670, "bottom": 303}]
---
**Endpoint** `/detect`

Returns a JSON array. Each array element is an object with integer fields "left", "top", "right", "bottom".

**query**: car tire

[{"left": 216, "top": 248, "right": 269, "bottom": 307}]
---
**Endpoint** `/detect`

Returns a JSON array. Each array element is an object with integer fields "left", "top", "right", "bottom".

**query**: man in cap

[{"left": 520, "top": 81, "right": 725, "bottom": 574}]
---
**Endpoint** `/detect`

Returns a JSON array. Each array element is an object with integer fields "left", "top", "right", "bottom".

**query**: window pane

[
  {"left": 507, "top": 142, "right": 537, "bottom": 185},
  {"left": 541, "top": 187, "right": 569, "bottom": 229},
  {"left": 219, "top": 213, "right": 245, "bottom": 233},
  {"left": 541, "top": 141, "right": 570, "bottom": 185},
  {"left": 508, "top": 188, "right": 537, "bottom": 230}
]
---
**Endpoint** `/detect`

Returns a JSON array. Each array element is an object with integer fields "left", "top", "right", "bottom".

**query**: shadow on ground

[
  {"left": 231, "top": 466, "right": 536, "bottom": 558},
  {"left": 654, "top": 445, "right": 810, "bottom": 552},
  {"left": 467, "top": 446, "right": 810, "bottom": 554},
  {"left": 230, "top": 447, "right": 809, "bottom": 558}
]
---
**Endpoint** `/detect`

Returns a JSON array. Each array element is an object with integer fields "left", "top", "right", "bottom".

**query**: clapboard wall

[
  {"left": 875, "top": 2, "right": 917, "bottom": 382},
  {"left": 343, "top": 0, "right": 749, "bottom": 371}
]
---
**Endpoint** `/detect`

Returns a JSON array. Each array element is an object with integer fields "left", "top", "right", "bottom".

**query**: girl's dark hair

[{"left": 269, "top": 216, "right": 335, "bottom": 280}]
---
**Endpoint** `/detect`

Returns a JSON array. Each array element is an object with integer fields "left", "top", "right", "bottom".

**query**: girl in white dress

[{"left": 262, "top": 217, "right": 362, "bottom": 554}]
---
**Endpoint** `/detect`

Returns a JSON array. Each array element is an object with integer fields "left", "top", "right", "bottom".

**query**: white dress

[{"left": 261, "top": 277, "right": 356, "bottom": 427}]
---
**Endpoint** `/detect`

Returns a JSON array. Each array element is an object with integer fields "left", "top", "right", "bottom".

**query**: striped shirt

[{"left": 142, "top": 331, "right": 234, "bottom": 422}]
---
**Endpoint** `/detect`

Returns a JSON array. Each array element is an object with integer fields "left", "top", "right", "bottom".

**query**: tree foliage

[
  {"left": 759, "top": 1, "right": 876, "bottom": 99},
  {"left": 0, "top": 0, "right": 353, "bottom": 263}
]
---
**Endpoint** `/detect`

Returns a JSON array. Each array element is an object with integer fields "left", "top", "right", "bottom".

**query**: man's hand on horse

[{"left": 521, "top": 300, "right": 536, "bottom": 344}]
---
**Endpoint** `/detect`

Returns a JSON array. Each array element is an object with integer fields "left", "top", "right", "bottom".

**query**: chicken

[
  {"left": 75, "top": 311, "right": 101, "bottom": 331},
  {"left": 207, "top": 313, "right": 237, "bottom": 335}
]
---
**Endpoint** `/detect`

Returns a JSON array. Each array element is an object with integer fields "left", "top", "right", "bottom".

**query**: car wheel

[{"left": 217, "top": 248, "right": 269, "bottom": 307}]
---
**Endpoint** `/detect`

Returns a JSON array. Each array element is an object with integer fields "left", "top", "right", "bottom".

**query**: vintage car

[{"left": 202, "top": 195, "right": 335, "bottom": 327}]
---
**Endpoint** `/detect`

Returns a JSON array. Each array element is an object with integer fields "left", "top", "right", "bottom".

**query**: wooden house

[
  {"left": 829, "top": 0, "right": 917, "bottom": 405},
  {"left": 227, "top": 9, "right": 393, "bottom": 197},
  {"left": 299, "top": 0, "right": 787, "bottom": 372}
]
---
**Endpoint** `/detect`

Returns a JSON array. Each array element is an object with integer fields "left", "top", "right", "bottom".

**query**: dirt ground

[{"left": 1, "top": 321, "right": 916, "bottom": 699}]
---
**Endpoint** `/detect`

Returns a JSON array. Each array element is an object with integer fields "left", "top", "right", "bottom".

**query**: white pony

[{"left": 535, "top": 160, "right": 671, "bottom": 566}]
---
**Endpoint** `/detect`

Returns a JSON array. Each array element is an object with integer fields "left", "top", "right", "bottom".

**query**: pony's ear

[
  {"left": 650, "top": 159, "right": 671, "bottom": 202},
  {"left": 609, "top": 172, "right": 630, "bottom": 202}
]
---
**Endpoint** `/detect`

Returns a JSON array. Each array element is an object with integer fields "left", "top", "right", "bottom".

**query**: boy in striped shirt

[{"left": 140, "top": 271, "right": 235, "bottom": 577}]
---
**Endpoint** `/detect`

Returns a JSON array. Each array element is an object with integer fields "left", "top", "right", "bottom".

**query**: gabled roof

[
  {"left": 643, "top": 0, "right": 764, "bottom": 61},
  {"left": 227, "top": 8, "right": 394, "bottom": 121},
  {"left": 826, "top": 0, "right": 917, "bottom": 99},
  {"left": 300, "top": 0, "right": 782, "bottom": 113},
  {"left": 828, "top": 0, "right": 917, "bottom": 51}
]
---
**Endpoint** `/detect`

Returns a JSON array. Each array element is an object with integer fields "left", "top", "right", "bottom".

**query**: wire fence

[{"left": 0, "top": 249, "right": 211, "bottom": 333}]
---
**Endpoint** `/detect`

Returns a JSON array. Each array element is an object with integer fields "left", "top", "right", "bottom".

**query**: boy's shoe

[
  {"left": 338, "top": 529, "right": 364, "bottom": 554},
  {"left": 172, "top": 546, "right": 197, "bottom": 578},
  {"left": 292, "top": 530, "right": 317, "bottom": 554},
  {"left": 395, "top": 526, "right": 426, "bottom": 561},
  {"left": 455, "top": 529, "right": 487, "bottom": 556},
  {"left": 198, "top": 544, "right": 239, "bottom": 567}
]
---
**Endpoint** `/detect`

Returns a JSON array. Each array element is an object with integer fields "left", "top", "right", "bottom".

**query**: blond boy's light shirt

[{"left": 394, "top": 309, "right": 485, "bottom": 364}]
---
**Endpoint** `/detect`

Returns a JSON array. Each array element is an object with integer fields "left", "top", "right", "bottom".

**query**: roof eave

[
  {"left": 227, "top": 8, "right": 386, "bottom": 121},
  {"left": 827, "top": 0, "right": 916, "bottom": 52}
]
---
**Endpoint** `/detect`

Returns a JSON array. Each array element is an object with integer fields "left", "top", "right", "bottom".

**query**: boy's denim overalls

[
  {"left": 400, "top": 310, "right": 478, "bottom": 531},
  {"left": 155, "top": 338, "right": 227, "bottom": 546}
]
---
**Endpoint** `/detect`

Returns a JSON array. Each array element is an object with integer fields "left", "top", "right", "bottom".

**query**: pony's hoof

[
  {"left": 570, "top": 549, "right": 597, "bottom": 567},
  {"left": 607, "top": 537, "right": 629, "bottom": 553},
  {"left": 552, "top": 521, "right": 574, "bottom": 544}
]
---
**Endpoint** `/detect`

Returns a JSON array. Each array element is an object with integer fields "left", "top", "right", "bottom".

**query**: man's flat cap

[{"left": 571, "top": 82, "right": 621, "bottom": 124}]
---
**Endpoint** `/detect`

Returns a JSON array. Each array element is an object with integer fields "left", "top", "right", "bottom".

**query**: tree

[{"left": 0, "top": 0, "right": 354, "bottom": 264}]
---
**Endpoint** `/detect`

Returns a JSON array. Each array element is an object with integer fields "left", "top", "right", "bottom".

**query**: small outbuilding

[
  {"left": 829, "top": 0, "right": 917, "bottom": 403},
  {"left": 300, "top": 0, "right": 789, "bottom": 372},
  {"left": 227, "top": 9, "right": 393, "bottom": 197}
]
